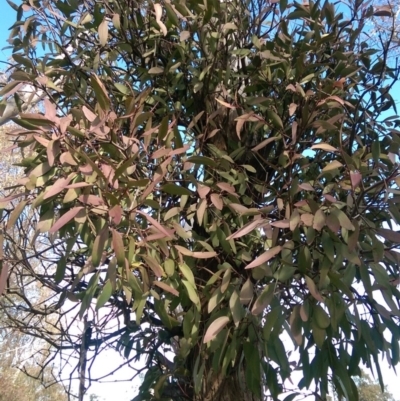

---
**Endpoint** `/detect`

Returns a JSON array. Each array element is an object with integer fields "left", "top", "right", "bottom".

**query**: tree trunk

[{"left": 200, "top": 373, "right": 261, "bottom": 401}]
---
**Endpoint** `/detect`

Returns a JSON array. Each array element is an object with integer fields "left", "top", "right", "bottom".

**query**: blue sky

[{"left": 0, "top": 1, "right": 16, "bottom": 65}]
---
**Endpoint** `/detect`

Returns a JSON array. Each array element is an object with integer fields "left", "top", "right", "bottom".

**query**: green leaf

[
  {"left": 187, "top": 155, "right": 217, "bottom": 167},
  {"left": 266, "top": 109, "right": 283, "bottom": 129},
  {"left": 96, "top": 280, "right": 113, "bottom": 310},
  {"left": 55, "top": 256, "right": 67, "bottom": 283},
  {"left": 240, "top": 278, "right": 253, "bottom": 305},
  {"left": 114, "top": 83, "right": 130, "bottom": 95},
  {"left": 182, "top": 279, "right": 200, "bottom": 309},
  {"left": 251, "top": 285, "right": 274, "bottom": 315},
  {"left": 313, "top": 304, "right": 330, "bottom": 329},
  {"left": 161, "top": 183, "right": 192, "bottom": 196},
  {"left": 229, "top": 290, "right": 245, "bottom": 326},
  {"left": 92, "top": 225, "right": 109, "bottom": 267},
  {"left": 90, "top": 74, "right": 111, "bottom": 111}
]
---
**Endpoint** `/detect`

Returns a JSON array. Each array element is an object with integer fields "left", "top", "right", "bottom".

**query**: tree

[
  {"left": 334, "top": 370, "right": 397, "bottom": 401},
  {"left": 370, "top": 0, "right": 400, "bottom": 56},
  {"left": 0, "top": 128, "right": 68, "bottom": 401},
  {"left": 2, "top": 0, "right": 400, "bottom": 400}
]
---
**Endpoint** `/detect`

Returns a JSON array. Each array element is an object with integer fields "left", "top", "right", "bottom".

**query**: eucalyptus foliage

[{"left": 2, "top": 0, "right": 400, "bottom": 400}]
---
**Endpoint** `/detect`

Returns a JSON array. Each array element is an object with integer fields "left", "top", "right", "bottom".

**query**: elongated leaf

[
  {"left": 49, "top": 207, "right": 84, "bottom": 233},
  {"left": 251, "top": 285, "right": 274, "bottom": 315},
  {"left": 142, "top": 254, "right": 164, "bottom": 278},
  {"left": 311, "top": 143, "right": 338, "bottom": 152},
  {"left": 162, "top": 183, "right": 192, "bottom": 196},
  {"left": 153, "top": 281, "right": 179, "bottom": 296},
  {"left": 377, "top": 228, "right": 400, "bottom": 243},
  {"left": 204, "top": 316, "right": 230, "bottom": 343},
  {"left": 246, "top": 246, "right": 282, "bottom": 269},
  {"left": 0, "top": 262, "right": 8, "bottom": 296},
  {"left": 137, "top": 210, "right": 173, "bottom": 238},
  {"left": 6, "top": 200, "right": 27, "bottom": 229},
  {"left": 305, "top": 276, "right": 324, "bottom": 302},
  {"left": 98, "top": 18, "right": 108, "bottom": 46},
  {"left": 90, "top": 74, "right": 111, "bottom": 111},
  {"left": 240, "top": 278, "right": 254, "bottom": 305},
  {"left": 96, "top": 280, "right": 113, "bottom": 310},
  {"left": 187, "top": 156, "right": 217, "bottom": 167},
  {"left": 227, "top": 219, "right": 264, "bottom": 240},
  {"left": 44, "top": 176, "right": 73, "bottom": 199},
  {"left": 112, "top": 229, "right": 125, "bottom": 267},
  {"left": 182, "top": 279, "right": 200, "bottom": 309},
  {"left": 92, "top": 226, "right": 109, "bottom": 267}
]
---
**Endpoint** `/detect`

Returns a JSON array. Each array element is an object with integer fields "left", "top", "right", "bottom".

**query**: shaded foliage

[
  {"left": 335, "top": 370, "right": 397, "bottom": 401},
  {"left": 1, "top": 0, "right": 400, "bottom": 400}
]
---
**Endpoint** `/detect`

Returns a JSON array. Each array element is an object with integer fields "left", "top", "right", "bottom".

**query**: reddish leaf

[
  {"left": 290, "top": 209, "right": 301, "bottom": 231},
  {"left": 270, "top": 220, "right": 290, "bottom": 228},
  {"left": 217, "top": 182, "right": 236, "bottom": 194},
  {"left": 82, "top": 105, "right": 97, "bottom": 122},
  {"left": 301, "top": 213, "right": 314, "bottom": 227},
  {"left": 298, "top": 183, "right": 314, "bottom": 191},
  {"left": 350, "top": 171, "right": 362, "bottom": 188},
  {"left": 65, "top": 183, "right": 92, "bottom": 189},
  {"left": 49, "top": 207, "right": 84, "bottom": 233},
  {"left": 324, "top": 194, "right": 337, "bottom": 203},
  {"left": 252, "top": 136, "right": 278, "bottom": 152},
  {"left": 79, "top": 164, "right": 93, "bottom": 175},
  {"left": 137, "top": 210, "right": 174, "bottom": 238},
  {"left": 153, "top": 281, "right": 179, "bottom": 296},
  {"left": 227, "top": 219, "right": 264, "bottom": 240},
  {"left": 377, "top": 228, "right": 400, "bottom": 243},
  {"left": 228, "top": 203, "right": 249, "bottom": 214},
  {"left": 197, "top": 185, "right": 211, "bottom": 199},
  {"left": 245, "top": 246, "right": 282, "bottom": 269},
  {"left": 215, "top": 98, "right": 236, "bottom": 109},
  {"left": 47, "top": 140, "right": 60, "bottom": 167},
  {"left": 210, "top": 194, "right": 223, "bottom": 210},
  {"left": 109, "top": 205, "right": 123, "bottom": 225},
  {"left": 289, "top": 103, "right": 297, "bottom": 116},
  {"left": 60, "top": 151, "right": 77, "bottom": 166},
  {"left": 44, "top": 176, "right": 74, "bottom": 199},
  {"left": 44, "top": 98, "right": 57, "bottom": 121},
  {"left": 78, "top": 195, "right": 104, "bottom": 206},
  {"left": 313, "top": 209, "right": 326, "bottom": 231},
  {"left": 33, "top": 135, "right": 50, "bottom": 147}
]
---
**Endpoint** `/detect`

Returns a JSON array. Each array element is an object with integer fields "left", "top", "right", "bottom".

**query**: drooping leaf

[
  {"left": 245, "top": 246, "right": 282, "bottom": 269},
  {"left": 204, "top": 316, "right": 230, "bottom": 343}
]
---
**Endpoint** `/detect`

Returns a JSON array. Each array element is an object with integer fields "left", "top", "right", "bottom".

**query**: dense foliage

[{"left": 1, "top": 0, "right": 400, "bottom": 400}]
